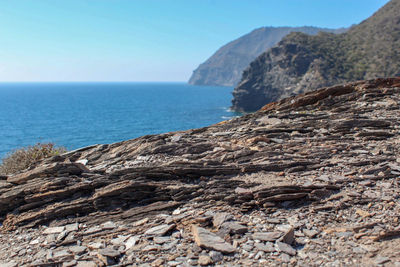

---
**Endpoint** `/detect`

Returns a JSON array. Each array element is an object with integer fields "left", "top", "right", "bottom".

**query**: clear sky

[{"left": 0, "top": 0, "right": 390, "bottom": 82}]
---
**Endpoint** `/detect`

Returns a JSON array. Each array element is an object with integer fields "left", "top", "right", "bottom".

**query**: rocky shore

[{"left": 1, "top": 77, "right": 400, "bottom": 266}]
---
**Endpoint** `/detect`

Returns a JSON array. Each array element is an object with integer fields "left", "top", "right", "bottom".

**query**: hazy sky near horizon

[{"left": 0, "top": 0, "right": 390, "bottom": 82}]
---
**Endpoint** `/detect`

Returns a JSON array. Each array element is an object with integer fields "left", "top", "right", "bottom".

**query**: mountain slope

[
  {"left": 188, "top": 26, "right": 346, "bottom": 87},
  {"left": 232, "top": 0, "right": 400, "bottom": 112}
]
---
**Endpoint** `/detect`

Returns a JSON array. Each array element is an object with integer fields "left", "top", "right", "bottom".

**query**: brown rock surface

[
  {"left": 192, "top": 225, "right": 235, "bottom": 254},
  {"left": 1, "top": 77, "right": 400, "bottom": 266}
]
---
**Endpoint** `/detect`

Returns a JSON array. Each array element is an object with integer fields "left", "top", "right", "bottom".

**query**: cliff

[
  {"left": 232, "top": 0, "right": 400, "bottom": 112},
  {"left": 188, "top": 26, "right": 346, "bottom": 87},
  {"left": 1, "top": 78, "right": 400, "bottom": 266}
]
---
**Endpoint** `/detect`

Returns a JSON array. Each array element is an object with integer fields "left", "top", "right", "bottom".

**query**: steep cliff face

[
  {"left": 188, "top": 26, "right": 346, "bottom": 87},
  {"left": 232, "top": 0, "right": 400, "bottom": 112}
]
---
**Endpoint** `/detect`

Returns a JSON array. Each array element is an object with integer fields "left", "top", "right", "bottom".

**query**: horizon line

[{"left": 0, "top": 80, "right": 188, "bottom": 83}]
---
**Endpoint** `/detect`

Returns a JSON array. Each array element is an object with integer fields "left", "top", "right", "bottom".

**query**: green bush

[{"left": 0, "top": 143, "right": 67, "bottom": 175}]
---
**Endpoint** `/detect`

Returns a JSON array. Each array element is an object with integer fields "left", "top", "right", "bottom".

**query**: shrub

[{"left": 0, "top": 143, "right": 67, "bottom": 175}]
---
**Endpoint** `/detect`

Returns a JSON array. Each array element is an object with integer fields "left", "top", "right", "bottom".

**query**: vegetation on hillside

[
  {"left": 232, "top": 0, "right": 400, "bottom": 112},
  {"left": 189, "top": 26, "right": 347, "bottom": 87},
  {"left": 281, "top": 0, "right": 400, "bottom": 82},
  {"left": 0, "top": 143, "right": 66, "bottom": 175}
]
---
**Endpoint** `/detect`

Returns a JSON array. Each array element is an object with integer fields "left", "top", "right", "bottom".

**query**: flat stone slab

[
  {"left": 221, "top": 221, "right": 248, "bottom": 234},
  {"left": 48, "top": 249, "right": 74, "bottom": 261},
  {"left": 252, "top": 232, "right": 282, "bottom": 241},
  {"left": 98, "top": 248, "right": 120, "bottom": 257},
  {"left": 280, "top": 227, "right": 295, "bottom": 244},
  {"left": 125, "top": 236, "right": 139, "bottom": 250},
  {"left": 192, "top": 225, "right": 235, "bottom": 254},
  {"left": 145, "top": 224, "right": 175, "bottom": 236},
  {"left": 43, "top": 226, "right": 65, "bottom": 235},
  {"left": 255, "top": 242, "right": 275, "bottom": 252},
  {"left": 68, "top": 246, "right": 87, "bottom": 255},
  {"left": 101, "top": 221, "right": 116, "bottom": 230},
  {"left": 303, "top": 229, "right": 318, "bottom": 238},
  {"left": 84, "top": 226, "right": 103, "bottom": 234},
  {"left": 213, "top": 212, "right": 234, "bottom": 228},
  {"left": 65, "top": 223, "right": 79, "bottom": 232},
  {"left": 0, "top": 261, "right": 17, "bottom": 267},
  {"left": 76, "top": 261, "right": 98, "bottom": 267},
  {"left": 275, "top": 241, "right": 296, "bottom": 256}
]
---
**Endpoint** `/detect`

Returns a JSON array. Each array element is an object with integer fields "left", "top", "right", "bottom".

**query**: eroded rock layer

[{"left": 1, "top": 77, "right": 400, "bottom": 266}]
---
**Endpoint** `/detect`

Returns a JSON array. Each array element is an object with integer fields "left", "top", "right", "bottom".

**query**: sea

[{"left": 0, "top": 82, "right": 238, "bottom": 158}]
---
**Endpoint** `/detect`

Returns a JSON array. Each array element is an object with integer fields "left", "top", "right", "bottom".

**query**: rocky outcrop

[
  {"left": 188, "top": 26, "right": 346, "bottom": 87},
  {"left": 232, "top": 0, "right": 400, "bottom": 112},
  {"left": 1, "top": 78, "right": 400, "bottom": 266}
]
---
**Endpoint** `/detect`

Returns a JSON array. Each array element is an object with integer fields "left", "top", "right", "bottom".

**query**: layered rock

[
  {"left": 232, "top": 0, "right": 400, "bottom": 112},
  {"left": 188, "top": 26, "right": 346, "bottom": 87},
  {"left": 1, "top": 78, "right": 400, "bottom": 266}
]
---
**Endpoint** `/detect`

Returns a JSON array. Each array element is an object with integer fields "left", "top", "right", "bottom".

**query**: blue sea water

[{"left": 0, "top": 82, "right": 237, "bottom": 158}]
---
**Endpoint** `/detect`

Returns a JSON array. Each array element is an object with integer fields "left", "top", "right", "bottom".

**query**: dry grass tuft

[{"left": 0, "top": 143, "right": 66, "bottom": 175}]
